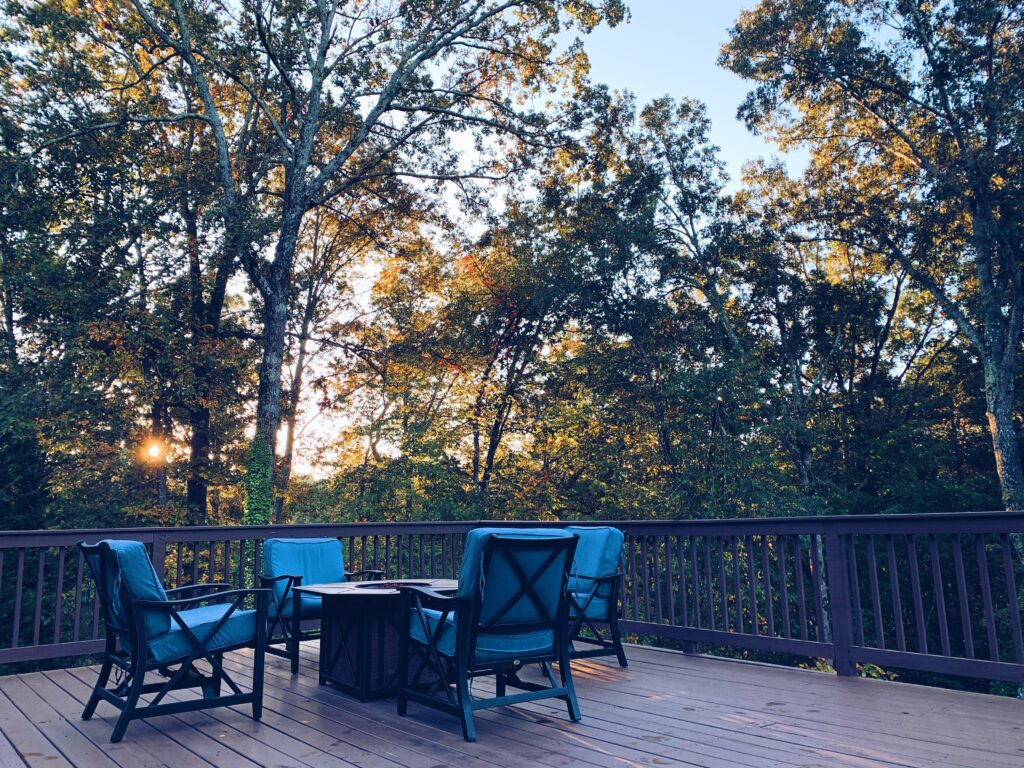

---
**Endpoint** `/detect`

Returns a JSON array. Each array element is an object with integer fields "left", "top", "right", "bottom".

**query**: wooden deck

[{"left": 0, "top": 643, "right": 1022, "bottom": 768}]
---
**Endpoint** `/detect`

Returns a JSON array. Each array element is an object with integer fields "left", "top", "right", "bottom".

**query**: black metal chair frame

[
  {"left": 568, "top": 567, "right": 628, "bottom": 667},
  {"left": 396, "top": 535, "right": 581, "bottom": 742},
  {"left": 260, "top": 564, "right": 382, "bottom": 674},
  {"left": 80, "top": 541, "right": 270, "bottom": 743}
]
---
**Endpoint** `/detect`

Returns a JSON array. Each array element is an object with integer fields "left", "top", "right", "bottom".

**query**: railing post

[
  {"left": 824, "top": 528, "right": 854, "bottom": 676},
  {"left": 151, "top": 537, "right": 167, "bottom": 586}
]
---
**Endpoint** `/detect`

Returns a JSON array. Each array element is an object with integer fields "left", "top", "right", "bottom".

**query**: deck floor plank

[{"left": 1, "top": 644, "right": 1021, "bottom": 768}]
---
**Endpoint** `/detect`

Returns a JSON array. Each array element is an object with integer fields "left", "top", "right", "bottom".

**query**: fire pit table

[{"left": 294, "top": 577, "right": 458, "bottom": 701}]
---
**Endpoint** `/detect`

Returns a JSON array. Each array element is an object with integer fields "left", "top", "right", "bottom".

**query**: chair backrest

[
  {"left": 458, "top": 528, "right": 577, "bottom": 662},
  {"left": 564, "top": 526, "right": 624, "bottom": 599},
  {"left": 81, "top": 540, "right": 171, "bottom": 644},
  {"left": 263, "top": 538, "right": 347, "bottom": 605}
]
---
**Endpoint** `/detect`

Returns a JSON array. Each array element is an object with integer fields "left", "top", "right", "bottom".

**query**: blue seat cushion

[
  {"left": 272, "top": 593, "right": 323, "bottom": 619},
  {"left": 569, "top": 593, "right": 610, "bottom": 620},
  {"left": 85, "top": 540, "right": 171, "bottom": 641},
  {"left": 148, "top": 603, "right": 257, "bottom": 663},
  {"left": 409, "top": 608, "right": 555, "bottom": 665},
  {"left": 263, "top": 538, "right": 347, "bottom": 608},
  {"left": 565, "top": 526, "right": 623, "bottom": 599}
]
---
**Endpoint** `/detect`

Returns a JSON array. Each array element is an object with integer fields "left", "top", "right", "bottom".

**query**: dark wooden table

[{"left": 294, "top": 578, "right": 458, "bottom": 701}]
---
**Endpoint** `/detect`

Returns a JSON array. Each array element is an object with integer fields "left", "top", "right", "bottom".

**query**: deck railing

[{"left": 2, "top": 513, "right": 1023, "bottom": 684}]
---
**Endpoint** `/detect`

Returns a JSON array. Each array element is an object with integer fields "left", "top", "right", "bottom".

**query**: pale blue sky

[{"left": 579, "top": 0, "right": 798, "bottom": 183}]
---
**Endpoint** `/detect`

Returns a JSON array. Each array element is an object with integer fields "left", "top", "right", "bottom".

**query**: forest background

[{"left": 2, "top": 0, "right": 1022, "bottom": 535}]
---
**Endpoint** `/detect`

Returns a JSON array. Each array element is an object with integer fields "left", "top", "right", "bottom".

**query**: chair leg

[
  {"left": 558, "top": 645, "right": 582, "bottom": 723},
  {"left": 110, "top": 667, "right": 145, "bottom": 743},
  {"left": 397, "top": 619, "right": 409, "bottom": 717},
  {"left": 253, "top": 614, "right": 267, "bottom": 721},
  {"left": 495, "top": 671, "right": 506, "bottom": 698},
  {"left": 201, "top": 655, "right": 224, "bottom": 699},
  {"left": 82, "top": 652, "right": 113, "bottom": 720},
  {"left": 609, "top": 612, "right": 628, "bottom": 668},
  {"left": 456, "top": 671, "right": 475, "bottom": 742},
  {"left": 289, "top": 614, "right": 300, "bottom": 674}
]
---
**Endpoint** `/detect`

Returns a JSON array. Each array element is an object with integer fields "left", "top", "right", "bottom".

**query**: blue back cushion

[
  {"left": 263, "top": 538, "right": 346, "bottom": 606},
  {"left": 85, "top": 540, "right": 171, "bottom": 641},
  {"left": 459, "top": 528, "right": 575, "bottom": 632},
  {"left": 565, "top": 526, "right": 624, "bottom": 599}
]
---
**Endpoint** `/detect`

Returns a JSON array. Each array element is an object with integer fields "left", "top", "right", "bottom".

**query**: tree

[
  {"left": 721, "top": 0, "right": 1024, "bottom": 508},
  {"left": 110, "top": 0, "right": 626, "bottom": 522}
]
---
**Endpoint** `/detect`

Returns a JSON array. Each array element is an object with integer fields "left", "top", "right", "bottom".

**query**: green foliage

[
  {"left": 244, "top": 435, "right": 273, "bottom": 526},
  {"left": 0, "top": 0, "right": 1013, "bottom": 536}
]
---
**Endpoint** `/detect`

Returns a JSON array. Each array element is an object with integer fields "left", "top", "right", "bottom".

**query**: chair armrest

[
  {"left": 259, "top": 574, "right": 300, "bottom": 586},
  {"left": 397, "top": 585, "right": 466, "bottom": 605},
  {"left": 572, "top": 571, "right": 624, "bottom": 583},
  {"left": 133, "top": 588, "right": 272, "bottom": 611},
  {"left": 346, "top": 569, "right": 385, "bottom": 580},
  {"left": 165, "top": 583, "right": 230, "bottom": 598}
]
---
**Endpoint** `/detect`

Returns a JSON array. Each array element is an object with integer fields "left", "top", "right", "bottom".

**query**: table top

[{"left": 294, "top": 577, "right": 458, "bottom": 597}]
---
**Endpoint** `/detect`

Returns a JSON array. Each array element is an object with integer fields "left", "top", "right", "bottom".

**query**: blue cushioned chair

[
  {"left": 565, "top": 526, "right": 628, "bottom": 667},
  {"left": 397, "top": 528, "right": 580, "bottom": 742},
  {"left": 80, "top": 540, "right": 269, "bottom": 743},
  {"left": 260, "top": 537, "right": 382, "bottom": 673}
]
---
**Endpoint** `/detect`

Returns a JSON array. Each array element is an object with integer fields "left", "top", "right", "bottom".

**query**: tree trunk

[
  {"left": 250, "top": 203, "right": 305, "bottom": 521},
  {"left": 274, "top": 301, "right": 313, "bottom": 524},
  {"left": 984, "top": 366, "right": 1024, "bottom": 510},
  {"left": 185, "top": 405, "right": 211, "bottom": 523}
]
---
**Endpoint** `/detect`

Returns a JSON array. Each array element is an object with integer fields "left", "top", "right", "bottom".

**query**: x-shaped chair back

[{"left": 471, "top": 536, "right": 576, "bottom": 648}]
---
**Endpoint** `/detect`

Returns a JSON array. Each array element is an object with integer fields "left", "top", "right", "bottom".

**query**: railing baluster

[
  {"left": 628, "top": 535, "right": 638, "bottom": 622},
  {"left": 254, "top": 539, "right": 263, "bottom": 586},
  {"left": 794, "top": 537, "right": 808, "bottom": 641},
  {"left": 53, "top": 547, "right": 66, "bottom": 645},
  {"left": 653, "top": 536, "right": 663, "bottom": 624},
  {"left": 848, "top": 537, "right": 864, "bottom": 647},
  {"left": 12, "top": 549, "right": 24, "bottom": 647},
  {"left": 777, "top": 535, "right": 790, "bottom": 639},
  {"left": 929, "top": 534, "right": 951, "bottom": 657},
  {"left": 762, "top": 535, "right": 774, "bottom": 637},
  {"left": 731, "top": 537, "right": 743, "bottom": 634},
  {"left": 72, "top": 549, "right": 84, "bottom": 643},
  {"left": 810, "top": 534, "right": 825, "bottom": 642},
  {"left": 642, "top": 536, "right": 652, "bottom": 623},
  {"left": 952, "top": 534, "right": 973, "bottom": 659},
  {"left": 907, "top": 535, "right": 928, "bottom": 654},
  {"left": 976, "top": 535, "right": 998, "bottom": 660},
  {"left": 717, "top": 537, "right": 728, "bottom": 631},
  {"left": 703, "top": 537, "right": 713, "bottom": 629},
  {"left": 91, "top": 570, "right": 100, "bottom": 639},
  {"left": 689, "top": 537, "right": 700, "bottom": 628},
  {"left": 746, "top": 535, "right": 757, "bottom": 636},
  {"left": 175, "top": 542, "right": 183, "bottom": 588},
  {"left": 866, "top": 535, "right": 884, "bottom": 649},
  {"left": 224, "top": 540, "right": 232, "bottom": 587},
  {"left": 885, "top": 536, "right": 906, "bottom": 652},
  {"left": 238, "top": 540, "right": 247, "bottom": 590},
  {"left": 1000, "top": 534, "right": 1023, "bottom": 664},
  {"left": 670, "top": 536, "right": 679, "bottom": 627},
  {"left": 32, "top": 548, "right": 45, "bottom": 646},
  {"left": 675, "top": 536, "right": 684, "bottom": 626}
]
